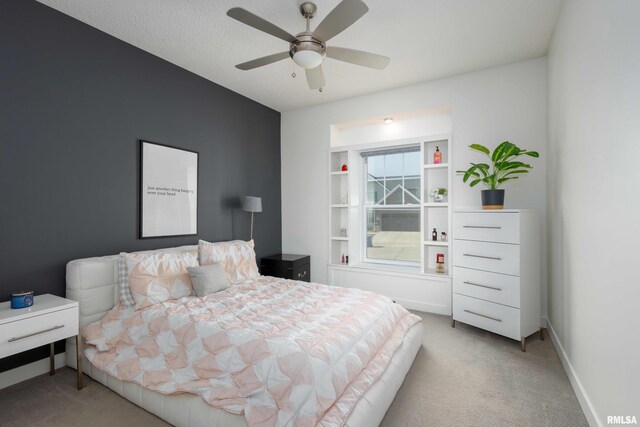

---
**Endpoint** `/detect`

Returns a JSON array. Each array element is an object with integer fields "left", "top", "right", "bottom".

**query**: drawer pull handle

[
  {"left": 8, "top": 325, "right": 65, "bottom": 342},
  {"left": 463, "top": 225, "right": 502, "bottom": 229},
  {"left": 464, "top": 281, "right": 502, "bottom": 291},
  {"left": 463, "top": 253, "right": 502, "bottom": 261},
  {"left": 463, "top": 310, "right": 502, "bottom": 322}
]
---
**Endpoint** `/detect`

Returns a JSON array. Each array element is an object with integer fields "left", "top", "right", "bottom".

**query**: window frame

[{"left": 361, "top": 146, "right": 422, "bottom": 267}]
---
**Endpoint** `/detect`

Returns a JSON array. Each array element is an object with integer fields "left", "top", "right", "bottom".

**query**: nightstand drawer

[
  {"left": 292, "top": 264, "right": 310, "bottom": 282},
  {"left": 453, "top": 212, "right": 519, "bottom": 244},
  {"left": 453, "top": 294, "right": 520, "bottom": 340},
  {"left": 453, "top": 239, "right": 520, "bottom": 276},
  {"left": 453, "top": 267, "right": 520, "bottom": 308},
  {"left": 261, "top": 254, "right": 311, "bottom": 282},
  {"left": 0, "top": 306, "right": 79, "bottom": 358}
]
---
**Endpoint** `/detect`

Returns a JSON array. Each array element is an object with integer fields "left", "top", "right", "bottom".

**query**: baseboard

[
  {"left": 544, "top": 318, "right": 602, "bottom": 427},
  {"left": 0, "top": 352, "right": 67, "bottom": 390}
]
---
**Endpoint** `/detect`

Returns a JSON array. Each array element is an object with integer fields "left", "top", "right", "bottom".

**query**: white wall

[
  {"left": 332, "top": 112, "right": 453, "bottom": 147},
  {"left": 547, "top": 1, "right": 640, "bottom": 425},
  {"left": 281, "top": 57, "right": 548, "bottom": 314}
]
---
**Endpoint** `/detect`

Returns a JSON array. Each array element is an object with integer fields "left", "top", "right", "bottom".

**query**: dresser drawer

[
  {"left": 453, "top": 240, "right": 520, "bottom": 276},
  {"left": 453, "top": 294, "right": 520, "bottom": 340},
  {"left": 453, "top": 212, "right": 519, "bottom": 244},
  {"left": 0, "top": 306, "right": 79, "bottom": 358},
  {"left": 453, "top": 267, "right": 520, "bottom": 308}
]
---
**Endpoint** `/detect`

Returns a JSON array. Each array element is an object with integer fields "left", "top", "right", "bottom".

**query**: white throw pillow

[
  {"left": 187, "top": 262, "right": 230, "bottom": 297},
  {"left": 198, "top": 239, "right": 260, "bottom": 283}
]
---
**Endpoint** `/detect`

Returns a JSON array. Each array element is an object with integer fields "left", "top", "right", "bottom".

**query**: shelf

[
  {"left": 424, "top": 163, "right": 449, "bottom": 169},
  {"left": 330, "top": 204, "right": 349, "bottom": 208},
  {"left": 422, "top": 268, "right": 450, "bottom": 278},
  {"left": 330, "top": 171, "right": 349, "bottom": 175},
  {"left": 423, "top": 203, "right": 449, "bottom": 207},
  {"left": 423, "top": 241, "right": 449, "bottom": 246},
  {"left": 331, "top": 236, "right": 348, "bottom": 241}
]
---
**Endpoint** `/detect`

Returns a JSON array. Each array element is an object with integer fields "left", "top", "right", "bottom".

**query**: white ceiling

[{"left": 37, "top": 0, "right": 562, "bottom": 112}]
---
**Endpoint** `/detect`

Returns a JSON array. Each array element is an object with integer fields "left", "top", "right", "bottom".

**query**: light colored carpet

[
  {"left": 380, "top": 312, "right": 588, "bottom": 427},
  {"left": 0, "top": 312, "right": 588, "bottom": 427}
]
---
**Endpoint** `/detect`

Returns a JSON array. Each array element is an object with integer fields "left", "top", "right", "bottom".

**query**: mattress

[{"left": 65, "top": 246, "right": 423, "bottom": 427}]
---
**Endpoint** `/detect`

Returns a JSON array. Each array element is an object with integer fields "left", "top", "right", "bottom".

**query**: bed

[{"left": 65, "top": 244, "right": 423, "bottom": 427}]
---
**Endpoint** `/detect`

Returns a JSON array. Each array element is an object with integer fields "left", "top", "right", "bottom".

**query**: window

[{"left": 362, "top": 147, "right": 421, "bottom": 265}]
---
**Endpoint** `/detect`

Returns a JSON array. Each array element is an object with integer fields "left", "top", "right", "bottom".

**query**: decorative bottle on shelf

[
  {"left": 436, "top": 253, "right": 445, "bottom": 274},
  {"left": 434, "top": 146, "right": 442, "bottom": 164},
  {"left": 440, "top": 232, "right": 447, "bottom": 242},
  {"left": 341, "top": 254, "right": 345, "bottom": 264},
  {"left": 432, "top": 228, "right": 437, "bottom": 241}
]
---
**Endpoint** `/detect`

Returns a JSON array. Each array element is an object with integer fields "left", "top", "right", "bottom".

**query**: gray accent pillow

[
  {"left": 118, "top": 253, "right": 136, "bottom": 308},
  {"left": 187, "top": 262, "right": 230, "bottom": 297}
]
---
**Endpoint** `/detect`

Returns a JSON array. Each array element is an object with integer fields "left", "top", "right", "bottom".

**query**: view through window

[{"left": 363, "top": 147, "right": 421, "bottom": 264}]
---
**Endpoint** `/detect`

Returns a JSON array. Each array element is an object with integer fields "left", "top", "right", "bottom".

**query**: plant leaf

[
  {"left": 469, "top": 144, "right": 490, "bottom": 156},
  {"left": 498, "top": 162, "right": 532, "bottom": 172},
  {"left": 470, "top": 163, "right": 489, "bottom": 178},
  {"left": 501, "top": 170, "right": 530, "bottom": 178},
  {"left": 522, "top": 151, "right": 540, "bottom": 158},
  {"left": 491, "top": 141, "right": 512, "bottom": 163},
  {"left": 470, "top": 178, "right": 483, "bottom": 187},
  {"left": 463, "top": 169, "right": 480, "bottom": 182},
  {"left": 500, "top": 145, "right": 521, "bottom": 163}
]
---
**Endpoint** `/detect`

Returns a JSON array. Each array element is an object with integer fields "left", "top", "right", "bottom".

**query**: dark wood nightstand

[{"left": 261, "top": 254, "right": 311, "bottom": 282}]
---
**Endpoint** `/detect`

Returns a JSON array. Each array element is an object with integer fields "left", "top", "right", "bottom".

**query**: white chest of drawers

[{"left": 452, "top": 209, "right": 541, "bottom": 351}]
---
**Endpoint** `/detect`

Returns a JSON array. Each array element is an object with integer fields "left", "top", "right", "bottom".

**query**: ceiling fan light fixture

[
  {"left": 292, "top": 50, "right": 323, "bottom": 69},
  {"left": 228, "top": 0, "right": 389, "bottom": 90}
]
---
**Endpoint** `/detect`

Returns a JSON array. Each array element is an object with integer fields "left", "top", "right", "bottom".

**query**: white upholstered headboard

[{"left": 64, "top": 245, "right": 197, "bottom": 368}]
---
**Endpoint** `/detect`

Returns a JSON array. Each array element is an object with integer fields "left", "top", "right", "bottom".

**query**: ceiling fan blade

[
  {"left": 236, "top": 52, "right": 290, "bottom": 70},
  {"left": 312, "top": 0, "right": 369, "bottom": 42},
  {"left": 305, "top": 65, "right": 325, "bottom": 89},
  {"left": 326, "top": 46, "right": 390, "bottom": 70},
  {"left": 227, "top": 8, "right": 297, "bottom": 43}
]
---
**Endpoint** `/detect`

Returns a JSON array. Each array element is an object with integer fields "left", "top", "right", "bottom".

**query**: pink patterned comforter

[{"left": 83, "top": 276, "right": 421, "bottom": 427}]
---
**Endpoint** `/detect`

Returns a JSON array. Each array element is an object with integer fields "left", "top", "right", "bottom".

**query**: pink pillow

[
  {"left": 124, "top": 251, "right": 198, "bottom": 309},
  {"left": 198, "top": 239, "right": 260, "bottom": 283}
]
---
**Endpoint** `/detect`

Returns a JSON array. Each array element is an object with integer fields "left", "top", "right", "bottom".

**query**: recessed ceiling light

[{"left": 384, "top": 117, "right": 393, "bottom": 124}]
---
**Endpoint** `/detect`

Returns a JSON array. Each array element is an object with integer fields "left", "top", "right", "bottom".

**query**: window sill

[
  {"left": 329, "top": 262, "right": 419, "bottom": 275},
  {"left": 328, "top": 262, "right": 451, "bottom": 279},
  {"left": 355, "top": 262, "right": 420, "bottom": 274}
]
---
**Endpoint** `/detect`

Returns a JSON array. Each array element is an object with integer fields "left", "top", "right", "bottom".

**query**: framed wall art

[{"left": 139, "top": 140, "right": 198, "bottom": 238}]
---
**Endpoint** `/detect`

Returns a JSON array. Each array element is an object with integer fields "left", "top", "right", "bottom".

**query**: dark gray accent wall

[{"left": 0, "top": 1, "right": 281, "bottom": 371}]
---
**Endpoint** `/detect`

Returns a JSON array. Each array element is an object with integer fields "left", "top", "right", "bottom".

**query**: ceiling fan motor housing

[{"left": 299, "top": 2, "right": 317, "bottom": 19}]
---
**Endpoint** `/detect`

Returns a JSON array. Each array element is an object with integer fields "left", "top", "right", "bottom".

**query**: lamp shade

[
  {"left": 242, "top": 196, "right": 262, "bottom": 213},
  {"left": 292, "top": 50, "right": 323, "bottom": 69}
]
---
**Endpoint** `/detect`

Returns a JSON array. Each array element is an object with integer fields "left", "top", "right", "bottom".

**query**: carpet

[{"left": 0, "top": 311, "right": 588, "bottom": 427}]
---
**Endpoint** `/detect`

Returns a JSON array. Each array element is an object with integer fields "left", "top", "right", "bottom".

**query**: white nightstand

[{"left": 0, "top": 294, "right": 83, "bottom": 389}]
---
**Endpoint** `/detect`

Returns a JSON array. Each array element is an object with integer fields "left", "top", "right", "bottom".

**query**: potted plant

[
  {"left": 429, "top": 187, "right": 448, "bottom": 203},
  {"left": 457, "top": 141, "right": 539, "bottom": 209}
]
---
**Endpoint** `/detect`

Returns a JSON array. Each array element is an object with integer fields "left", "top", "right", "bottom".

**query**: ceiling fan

[{"left": 227, "top": 0, "right": 390, "bottom": 91}]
